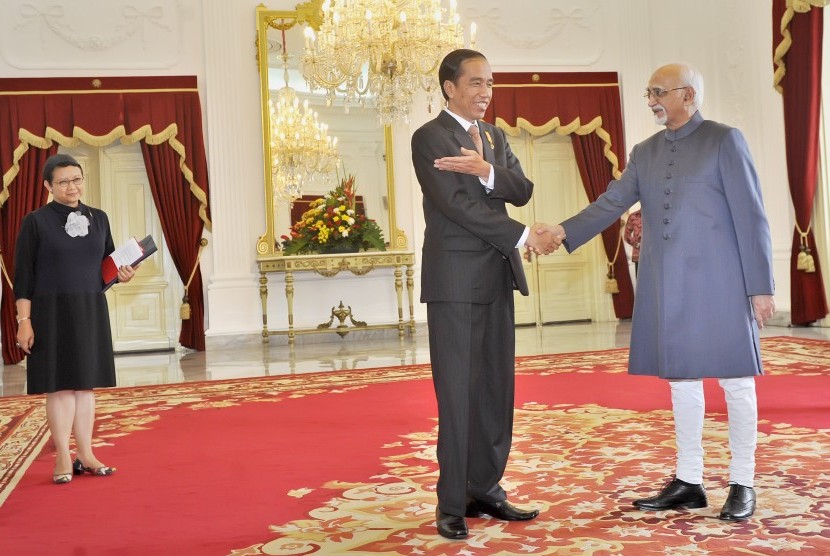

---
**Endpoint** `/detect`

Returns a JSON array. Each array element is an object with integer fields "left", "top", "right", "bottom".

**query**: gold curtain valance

[{"left": 773, "top": 0, "right": 829, "bottom": 93}]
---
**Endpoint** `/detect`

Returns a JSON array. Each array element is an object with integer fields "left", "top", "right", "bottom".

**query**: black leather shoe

[
  {"left": 436, "top": 508, "right": 468, "bottom": 539},
  {"left": 633, "top": 477, "right": 707, "bottom": 511},
  {"left": 719, "top": 484, "right": 756, "bottom": 521},
  {"left": 466, "top": 499, "right": 539, "bottom": 521}
]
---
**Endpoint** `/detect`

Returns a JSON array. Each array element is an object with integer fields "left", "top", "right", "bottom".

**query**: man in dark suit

[{"left": 411, "top": 49, "right": 561, "bottom": 540}]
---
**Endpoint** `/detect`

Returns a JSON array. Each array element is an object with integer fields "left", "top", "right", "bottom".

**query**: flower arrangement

[{"left": 280, "top": 174, "right": 386, "bottom": 255}]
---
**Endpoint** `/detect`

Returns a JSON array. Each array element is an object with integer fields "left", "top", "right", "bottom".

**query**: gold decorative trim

[
  {"left": 1, "top": 125, "right": 211, "bottom": 231},
  {"left": 0, "top": 88, "right": 198, "bottom": 96},
  {"left": 493, "top": 82, "right": 619, "bottom": 88},
  {"left": 255, "top": 3, "right": 406, "bottom": 257},
  {"left": 773, "top": 0, "right": 829, "bottom": 93},
  {"left": 384, "top": 126, "right": 408, "bottom": 250},
  {"left": 494, "top": 115, "right": 622, "bottom": 180}
]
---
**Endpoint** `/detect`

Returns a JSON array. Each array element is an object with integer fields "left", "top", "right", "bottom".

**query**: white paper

[{"left": 110, "top": 237, "right": 143, "bottom": 268}]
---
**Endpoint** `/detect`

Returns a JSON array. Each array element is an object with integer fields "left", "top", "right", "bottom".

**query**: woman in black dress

[{"left": 14, "top": 154, "right": 136, "bottom": 484}]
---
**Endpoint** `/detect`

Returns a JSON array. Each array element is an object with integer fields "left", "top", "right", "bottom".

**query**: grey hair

[{"left": 677, "top": 63, "right": 704, "bottom": 109}]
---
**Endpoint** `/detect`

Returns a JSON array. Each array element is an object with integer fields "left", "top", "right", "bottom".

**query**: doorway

[{"left": 505, "top": 131, "right": 613, "bottom": 325}]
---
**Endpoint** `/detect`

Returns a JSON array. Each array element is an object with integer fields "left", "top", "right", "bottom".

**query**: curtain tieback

[
  {"left": 0, "top": 250, "right": 12, "bottom": 290},
  {"left": 181, "top": 238, "right": 209, "bottom": 320},
  {"left": 605, "top": 225, "right": 624, "bottom": 294},
  {"left": 795, "top": 220, "right": 816, "bottom": 273}
]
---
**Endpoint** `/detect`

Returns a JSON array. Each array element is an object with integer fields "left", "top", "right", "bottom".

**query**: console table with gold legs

[{"left": 257, "top": 251, "right": 416, "bottom": 344}]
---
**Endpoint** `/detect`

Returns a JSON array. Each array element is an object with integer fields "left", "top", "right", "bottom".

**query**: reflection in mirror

[
  {"left": 255, "top": 5, "right": 407, "bottom": 257},
  {"left": 268, "top": 24, "right": 339, "bottom": 202}
]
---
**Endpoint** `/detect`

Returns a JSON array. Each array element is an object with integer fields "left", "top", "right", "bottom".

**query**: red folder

[{"left": 102, "top": 235, "right": 157, "bottom": 291}]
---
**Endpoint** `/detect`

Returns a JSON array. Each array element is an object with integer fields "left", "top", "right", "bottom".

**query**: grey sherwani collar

[{"left": 664, "top": 110, "right": 704, "bottom": 141}]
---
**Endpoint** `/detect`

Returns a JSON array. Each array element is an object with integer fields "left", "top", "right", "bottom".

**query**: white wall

[{"left": 0, "top": 0, "right": 801, "bottom": 341}]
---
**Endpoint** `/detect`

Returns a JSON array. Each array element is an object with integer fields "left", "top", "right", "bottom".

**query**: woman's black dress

[{"left": 13, "top": 201, "right": 117, "bottom": 394}]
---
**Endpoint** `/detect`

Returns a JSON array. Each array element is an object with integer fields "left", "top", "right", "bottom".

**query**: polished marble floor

[{"left": 2, "top": 321, "right": 830, "bottom": 397}]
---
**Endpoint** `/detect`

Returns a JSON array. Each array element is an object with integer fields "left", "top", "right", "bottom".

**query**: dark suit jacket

[{"left": 412, "top": 111, "right": 533, "bottom": 304}]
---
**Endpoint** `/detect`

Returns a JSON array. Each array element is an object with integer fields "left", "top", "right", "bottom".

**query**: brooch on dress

[{"left": 65, "top": 210, "right": 90, "bottom": 237}]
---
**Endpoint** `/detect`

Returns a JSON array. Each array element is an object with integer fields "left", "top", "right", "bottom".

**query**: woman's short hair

[{"left": 43, "top": 154, "right": 82, "bottom": 183}]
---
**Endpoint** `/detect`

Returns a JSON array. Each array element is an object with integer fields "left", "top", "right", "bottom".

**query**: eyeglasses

[
  {"left": 643, "top": 87, "right": 687, "bottom": 99},
  {"left": 53, "top": 176, "right": 84, "bottom": 188}
]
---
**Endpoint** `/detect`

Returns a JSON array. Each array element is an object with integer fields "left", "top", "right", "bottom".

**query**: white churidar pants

[{"left": 669, "top": 377, "right": 757, "bottom": 487}]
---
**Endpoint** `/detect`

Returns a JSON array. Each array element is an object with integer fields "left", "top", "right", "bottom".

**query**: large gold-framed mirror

[{"left": 255, "top": 3, "right": 408, "bottom": 257}]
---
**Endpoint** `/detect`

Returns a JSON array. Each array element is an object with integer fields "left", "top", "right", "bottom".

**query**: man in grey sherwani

[{"left": 542, "top": 63, "right": 775, "bottom": 521}]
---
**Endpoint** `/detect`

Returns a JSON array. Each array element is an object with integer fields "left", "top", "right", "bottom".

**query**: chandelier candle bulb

[{"left": 301, "top": 0, "right": 464, "bottom": 123}]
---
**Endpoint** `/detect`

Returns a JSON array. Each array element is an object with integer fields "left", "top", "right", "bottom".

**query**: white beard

[{"left": 652, "top": 104, "right": 667, "bottom": 125}]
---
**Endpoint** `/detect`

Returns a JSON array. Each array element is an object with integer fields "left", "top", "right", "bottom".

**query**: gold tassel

[
  {"left": 605, "top": 266, "right": 619, "bottom": 294},
  {"left": 796, "top": 223, "right": 816, "bottom": 273},
  {"left": 180, "top": 295, "right": 191, "bottom": 320},
  {"left": 797, "top": 249, "right": 808, "bottom": 270},
  {"left": 179, "top": 238, "right": 208, "bottom": 321},
  {"left": 805, "top": 250, "right": 816, "bottom": 273}
]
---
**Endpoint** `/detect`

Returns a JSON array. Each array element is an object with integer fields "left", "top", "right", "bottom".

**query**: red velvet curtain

[
  {"left": 0, "top": 76, "right": 211, "bottom": 362},
  {"left": 483, "top": 72, "right": 633, "bottom": 318},
  {"left": 773, "top": 0, "right": 828, "bottom": 324},
  {"left": 0, "top": 146, "right": 57, "bottom": 364},
  {"left": 571, "top": 133, "right": 632, "bottom": 318},
  {"left": 141, "top": 142, "right": 206, "bottom": 351}
]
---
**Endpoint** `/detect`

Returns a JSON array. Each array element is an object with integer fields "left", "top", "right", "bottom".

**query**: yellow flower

[{"left": 280, "top": 173, "right": 386, "bottom": 255}]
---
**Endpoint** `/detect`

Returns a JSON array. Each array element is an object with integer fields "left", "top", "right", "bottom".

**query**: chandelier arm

[{"left": 297, "top": 0, "right": 464, "bottom": 122}]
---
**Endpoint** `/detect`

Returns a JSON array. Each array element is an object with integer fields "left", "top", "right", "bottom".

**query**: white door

[
  {"left": 61, "top": 143, "right": 181, "bottom": 352},
  {"left": 505, "top": 131, "right": 610, "bottom": 325}
]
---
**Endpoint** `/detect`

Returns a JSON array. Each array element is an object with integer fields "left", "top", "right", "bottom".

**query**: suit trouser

[
  {"left": 427, "top": 293, "right": 515, "bottom": 516},
  {"left": 670, "top": 377, "right": 758, "bottom": 487}
]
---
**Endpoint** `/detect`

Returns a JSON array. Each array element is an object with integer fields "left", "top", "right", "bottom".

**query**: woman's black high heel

[
  {"left": 72, "top": 458, "right": 85, "bottom": 476},
  {"left": 73, "top": 458, "right": 116, "bottom": 476}
]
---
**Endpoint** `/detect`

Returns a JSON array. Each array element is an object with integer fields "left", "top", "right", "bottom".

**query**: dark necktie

[{"left": 468, "top": 124, "right": 483, "bottom": 156}]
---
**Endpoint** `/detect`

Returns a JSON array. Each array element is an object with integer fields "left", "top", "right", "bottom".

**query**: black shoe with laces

[
  {"left": 719, "top": 483, "right": 755, "bottom": 521},
  {"left": 633, "top": 477, "right": 708, "bottom": 511}
]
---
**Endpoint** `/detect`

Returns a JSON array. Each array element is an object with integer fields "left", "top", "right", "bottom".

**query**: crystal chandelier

[
  {"left": 270, "top": 29, "right": 339, "bottom": 201},
  {"left": 301, "top": 0, "right": 466, "bottom": 124}
]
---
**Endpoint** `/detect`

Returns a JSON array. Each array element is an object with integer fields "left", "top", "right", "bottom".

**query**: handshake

[{"left": 524, "top": 223, "right": 566, "bottom": 261}]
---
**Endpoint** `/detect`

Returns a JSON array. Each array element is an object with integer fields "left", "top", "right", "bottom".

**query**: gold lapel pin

[{"left": 484, "top": 130, "right": 495, "bottom": 150}]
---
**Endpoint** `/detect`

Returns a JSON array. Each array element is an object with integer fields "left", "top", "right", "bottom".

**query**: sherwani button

[
  {"left": 664, "top": 218, "right": 671, "bottom": 224},
  {"left": 664, "top": 203, "right": 671, "bottom": 209}
]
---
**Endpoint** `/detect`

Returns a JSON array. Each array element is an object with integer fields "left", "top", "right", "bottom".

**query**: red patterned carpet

[{"left": 0, "top": 337, "right": 828, "bottom": 555}]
